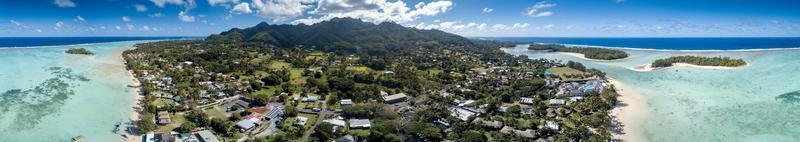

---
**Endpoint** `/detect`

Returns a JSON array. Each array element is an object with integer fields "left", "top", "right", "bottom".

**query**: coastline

[
  {"left": 121, "top": 47, "right": 144, "bottom": 142},
  {"left": 608, "top": 78, "right": 649, "bottom": 142},
  {"left": 554, "top": 52, "right": 619, "bottom": 61},
  {"left": 630, "top": 63, "right": 748, "bottom": 72}
]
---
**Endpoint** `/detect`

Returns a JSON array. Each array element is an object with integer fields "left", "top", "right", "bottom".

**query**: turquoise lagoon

[
  {"left": 504, "top": 45, "right": 800, "bottom": 142},
  {"left": 0, "top": 41, "right": 145, "bottom": 141}
]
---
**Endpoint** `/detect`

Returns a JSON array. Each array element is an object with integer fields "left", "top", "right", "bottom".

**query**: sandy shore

[
  {"left": 120, "top": 48, "right": 144, "bottom": 142},
  {"left": 555, "top": 52, "right": 616, "bottom": 62},
  {"left": 608, "top": 78, "right": 649, "bottom": 142},
  {"left": 631, "top": 63, "right": 748, "bottom": 72}
]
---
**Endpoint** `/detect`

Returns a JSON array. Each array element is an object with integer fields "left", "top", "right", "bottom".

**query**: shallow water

[
  {"left": 0, "top": 41, "right": 145, "bottom": 141},
  {"left": 505, "top": 45, "right": 800, "bottom": 142}
]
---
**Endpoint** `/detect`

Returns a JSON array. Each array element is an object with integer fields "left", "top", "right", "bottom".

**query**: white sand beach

[{"left": 608, "top": 78, "right": 649, "bottom": 142}]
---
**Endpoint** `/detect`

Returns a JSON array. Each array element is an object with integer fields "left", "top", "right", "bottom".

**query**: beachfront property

[{"left": 157, "top": 111, "right": 170, "bottom": 125}]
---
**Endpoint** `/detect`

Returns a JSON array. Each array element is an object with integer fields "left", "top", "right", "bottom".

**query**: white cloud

[
  {"left": 127, "top": 24, "right": 135, "bottom": 30},
  {"left": 56, "top": 21, "right": 65, "bottom": 28},
  {"left": 150, "top": 0, "right": 196, "bottom": 10},
  {"left": 153, "top": 27, "right": 160, "bottom": 32},
  {"left": 134, "top": 4, "right": 148, "bottom": 12},
  {"left": 74, "top": 15, "right": 86, "bottom": 23},
  {"left": 115, "top": 25, "right": 122, "bottom": 30},
  {"left": 294, "top": 0, "right": 453, "bottom": 25},
  {"left": 36, "top": 29, "right": 43, "bottom": 32},
  {"left": 615, "top": 0, "right": 626, "bottom": 3},
  {"left": 208, "top": 0, "right": 240, "bottom": 6},
  {"left": 252, "top": 0, "right": 311, "bottom": 22},
  {"left": 122, "top": 16, "right": 132, "bottom": 22},
  {"left": 230, "top": 2, "right": 252, "bottom": 14},
  {"left": 54, "top": 0, "right": 76, "bottom": 7},
  {"left": 10, "top": 20, "right": 23, "bottom": 27},
  {"left": 525, "top": 1, "right": 556, "bottom": 18},
  {"left": 491, "top": 24, "right": 508, "bottom": 31},
  {"left": 482, "top": 7, "right": 493, "bottom": 13},
  {"left": 178, "top": 11, "right": 197, "bottom": 22},
  {"left": 150, "top": 13, "right": 165, "bottom": 17},
  {"left": 542, "top": 24, "right": 554, "bottom": 29},
  {"left": 143, "top": 25, "right": 151, "bottom": 32},
  {"left": 512, "top": 23, "right": 531, "bottom": 29}
]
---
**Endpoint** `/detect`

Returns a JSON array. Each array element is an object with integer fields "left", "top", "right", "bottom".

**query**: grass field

[
  {"left": 270, "top": 61, "right": 292, "bottom": 69},
  {"left": 346, "top": 66, "right": 372, "bottom": 72},
  {"left": 546, "top": 67, "right": 587, "bottom": 80},
  {"left": 156, "top": 113, "right": 186, "bottom": 132}
]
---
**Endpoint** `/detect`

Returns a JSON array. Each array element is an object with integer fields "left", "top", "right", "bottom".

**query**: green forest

[
  {"left": 527, "top": 44, "right": 628, "bottom": 60},
  {"left": 650, "top": 56, "right": 747, "bottom": 67},
  {"left": 65, "top": 48, "right": 94, "bottom": 55}
]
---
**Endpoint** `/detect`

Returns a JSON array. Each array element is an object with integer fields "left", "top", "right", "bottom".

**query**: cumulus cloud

[
  {"left": 54, "top": 0, "right": 76, "bottom": 7},
  {"left": 252, "top": 0, "right": 311, "bottom": 22},
  {"left": 526, "top": 1, "right": 556, "bottom": 18},
  {"left": 512, "top": 23, "right": 531, "bottom": 29},
  {"left": 482, "top": 7, "right": 493, "bottom": 13},
  {"left": 74, "top": 15, "right": 86, "bottom": 23},
  {"left": 294, "top": 0, "right": 453, "bottom": 25},
  {"left": 122, "top": 16, "right": 132, "bottom": 22},
  {"left": 230, "top": 2, "right": 252, "bottom": 14},
  {"left": 115, "top": 25, "right": 122, "bottom": 30},
  {"left": 178, "top": 11, "right": 197, "bottom": 22},
  {"left": 10, "top": 20, "right": 23, "bottom": 27},
  {"left": 150, "top": 13, "right": 165, "bottom": 17},
  {"left": 126, "top": 24, "right": 135, "bottom": 30},
  {"left": 134, "top": 4, "right": 148, "bottom": 12},
  {"left": 150, "top": 0, "right": 196, "bottom": 10},
  {"left": 208, "top": 0, "right": 240, "bottom": 6},
  {"left": 542, "top": 24, "right": 554, "bottom": 29},
  {"left": 56, "top": 21, "right": 65, "bottom": 28}
]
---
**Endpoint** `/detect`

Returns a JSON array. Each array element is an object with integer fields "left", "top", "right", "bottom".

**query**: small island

[
  {"left": 650, "top": 56, "right": 747, "bottom": 68},
  {"left": 528, "top": 43, "right": 628, "bottom": 60},
  {"left": 65, "top": 48, "right": 95, "bottom": 55}
]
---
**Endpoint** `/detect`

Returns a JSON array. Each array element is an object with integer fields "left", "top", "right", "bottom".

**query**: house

[
  {"left": 349, "top": 119, "right": 371, "bottom": 129},
  {"left": 499, "top": 126, "right": 537, "bottom": 138},
  {"left": 448, "top": 106, "right": 477, "bottom": 121},
  {"left": 236, "top": 119, "right": 257, "bottom": 131},
  {"left": 324, "top": 119, "right": 346, "bottom": 127},
  {"left": 546, "top": 121, "right": 560, "bottom": 130},
  {"left": 472, "top": 118, "right": 502, "bottom": 129},
  {"left": 295, "top": 116, "right": 308, "bottom": 126},
  {"left": 225, "top": 100, "right": 251, "bottom": 112},
  {"left": 302, "top": 96, "right": 318, "bottom": 102},
  {"left": 335, "top": 135, "right": 356, "bottom": 142},
  {"left": 520, "top": 97, "right": 535, "bottom": 104},
  {"left": 157, "top": 111, "right": 171, "bottom": 125},
  {"left": 196, "top": 130, "right": 220, "bottom": 142},
  {"left": 340, "top": 99, "right": 353, "bottom": 105},
  {"left": 549, "top": 99, "right": 566, "bottom": 105},
  {"left": 157, "top": 132, "right": 174, "bottom": 142},
  {"left": 263, "top": 104, "right": 284, "bottom": 120},
  {"left": 383, "top": 93, "right": 409, "bottom": 104},
  {"left": 521, "top": 108, "right": 534, "bottom": 115}
]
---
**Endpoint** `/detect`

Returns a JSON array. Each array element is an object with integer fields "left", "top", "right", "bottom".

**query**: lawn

[
  {"left": 346, "top": 66, "right": 372, "bottom": 72},
  {"left": 546, "top": 67, "right": 587, "bottom": 80},
  {"left": 203, "top": 106, "right": 229, "bottom": 119},
  {"left": 151, "top": 98, "right": 174, "bottom": 107},
  {"left": 298, "top": 113, "right": 319, "bottom": 141},
  {"left": 156, "top": 113, "right": 186, "bottom": 132},
  {"left": 270, "top": 61, "right": 292, "bottom": 69}
]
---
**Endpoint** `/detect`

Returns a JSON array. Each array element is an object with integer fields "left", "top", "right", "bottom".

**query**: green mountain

[{"left": 206, "top": 18, "right": 476, "bottom": 49}]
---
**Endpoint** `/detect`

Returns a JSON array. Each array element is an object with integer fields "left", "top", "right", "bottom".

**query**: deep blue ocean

[
  {"left": 0, "top": 37, "right": 195, "bottom": 48},
  {"left": 484, "top": 37, "right": 800, "bottom": 50}
]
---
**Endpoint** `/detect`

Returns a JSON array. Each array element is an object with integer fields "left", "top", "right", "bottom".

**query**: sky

[{"left": 1, "top": 0, "right": 799, "bottom": 37}]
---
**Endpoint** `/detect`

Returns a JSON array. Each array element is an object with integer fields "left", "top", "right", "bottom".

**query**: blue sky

[{"left": 1, "top": 0, "right": 799, "bottom": 37}]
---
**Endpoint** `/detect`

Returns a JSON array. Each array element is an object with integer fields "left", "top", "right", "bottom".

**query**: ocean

[
  {"left": 501, "top": 38, "right": 800, "bottom": 141},
  {"left": 484, "top": 37, "right": 800, "bottom": 50},
  {"left": 0, "top": 37, "right": 192, "bottom": 48},
  {"left": 0, "top": 38, "right": 176, "bottom": 141}
]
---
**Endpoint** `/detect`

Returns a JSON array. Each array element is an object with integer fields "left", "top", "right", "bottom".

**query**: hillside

[{"left": 206, "top": 18, "right": 478, "bottom": 50}]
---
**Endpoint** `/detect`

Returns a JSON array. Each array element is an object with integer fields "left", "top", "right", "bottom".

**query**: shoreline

[
  {"left": 608, "top": 78, "right": 649, "bottom": 142},
  {"left": 121, "top": 47, "right": 144, "bottom": 142},
  {"left": 554, "top": 52, "right": 621, "bottom": 61},
  {"left": 630, "top": 63, "right": 748, "bottom": 72}
]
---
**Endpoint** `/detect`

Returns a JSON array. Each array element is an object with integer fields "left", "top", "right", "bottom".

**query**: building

[
  {"left": 157, "top": 132, "right": 174, "bottom": 142},
  {"left": 340, "top": 99, "right": 353, "bottom": 105},
  {"left": 263, "top": 104, "right": 284, "bottom": 120},
  {"left": 302, "top": 96, "right": 319, "bottom": 102},
  {"left": 549, "top": 99, "right": 566, "bottom": 105},
  {"left": 499, "top": 126, "right": 537, "bottom": 138},
  {"left": 157, "top": 111, "right": 171, "bottom": 125},
  {"left": 520, "top": 97, "right": 535, "bottom": 104},
  {"left": 383, "top": 93, "right": 408, "bottom": 104},
  {"left": 546, "top": 121, "right": 560, "bottom": 130},
  {"left": 236, "top": 119, "right": 257, "bottom": 131},
  {"left": 324, "top": 119, "right": 346, "bottom": 127},
  {"left": 448, "top": 106, "right": 478, "bottom": 121},
  {"left": 196, "top": 130, "right": 220, "bottom": 142},
  {"left": 295, "top": 116, "right": 308, "bottom": 126},
  {"left": 349, "top": 119, "right": 371, "bottom": 129},
  {"left": 335, "top": 135, "right": 355, "bottom": 142}
]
